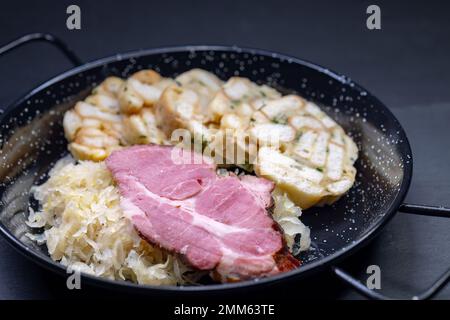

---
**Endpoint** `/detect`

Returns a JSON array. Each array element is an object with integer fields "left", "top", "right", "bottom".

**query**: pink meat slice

[{"left": 106, "top": 145, "right": 299, "bottom": 282}]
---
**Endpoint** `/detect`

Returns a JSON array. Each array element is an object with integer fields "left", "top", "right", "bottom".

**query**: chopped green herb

[
  {"left": 238, "top": 163, "right": 254, "bottom": 173},
  {"left": 316, "top": 167, "right": 323, "bottom": 172},
  {"left": 259, "top": 90, "right": 267, "bottom": 97},
  {"left": 257, "top": 103, "right": 266, "bottom": 111},
  {"left": 230, "top": 100, "right": 241, "bottom": 109},
  {"left": 272, "top": 114, "right": 288, "bottom": 124},
  {"left": 195, "top": 79, "right": 206, "bottom": 86},
  {"left": 201, "top": 137, "right": 209, "bottom": 150}
]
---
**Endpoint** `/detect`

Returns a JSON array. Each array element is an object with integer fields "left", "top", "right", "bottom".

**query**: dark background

[{"left": 0, "top": 0, "right": 449, "bottom": 300}]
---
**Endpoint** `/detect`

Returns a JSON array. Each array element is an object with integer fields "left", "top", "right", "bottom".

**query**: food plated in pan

[
  {"left": 26, "top": 68, "right": 358, "bottom": 285},
  {"left": 0, "top": 38, "right": 422, "bottom": 296}
]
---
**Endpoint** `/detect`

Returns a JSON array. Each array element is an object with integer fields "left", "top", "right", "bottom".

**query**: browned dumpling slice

[
  {"left": 255, "top": 100, "right": 358, "bottom": 209},
  {"left": 175, "top": 69, "right": 223, "bottom": 111},
  {"left": 63, "top": 76, "right": 126, "bottom": 161},
  {"left": 63, "top": 71, "right": 175, "bottom": 161},
  {"left": 118, "top": 70, "right": 175, "bottom": 114},
  {"left": 155, "top": 85, "right": 212, "bottom": 143},
  {"left": 255, "top": 144, "right": 356, "bottom": 209},
  {"left": 63, "top": 103, "right": 123, "bottom": 161},
  {"left": 122, "top": 108, "right": 167, "bottom": 145},
  {"left": 207, "top": 77, "right": 282, "bottom": 123},
  {"left": 223, "top": 77, "right": 281, "bottom": 102},
  {"left": 92, "top": 76, "right": 124, "bottom": 97},
  {"left": 255, "top": 147, "right": 325, "bottom": 209},
  {"left": 258, "top": 95, "right": 305, "bottom": 123},
  {"left": 249, "top": 123, "right": 296, "bottom": 147}
]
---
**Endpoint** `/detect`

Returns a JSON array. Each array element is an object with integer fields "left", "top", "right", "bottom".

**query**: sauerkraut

[
  {"left": 272, "top": 188, "right": 311, "bottom": 254},
  {"left": 27, "top": 157, "right": 192, "bottom": 285},
  {"left": 27, "top": 157, "right": 310, "bottom": 285}
]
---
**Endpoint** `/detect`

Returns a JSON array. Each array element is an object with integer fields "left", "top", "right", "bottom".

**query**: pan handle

[
  {"left": 331, "top": 203, "right": 450, "bottom": 299},
  {"left": 399, "top": 203, "right": 450, "bottom": 218},
  {"left": 331, "top": 265, "right": 450, "bottom": 300},
  {"left": 0, "top": 33, "right": 82, "bottom": 66}
]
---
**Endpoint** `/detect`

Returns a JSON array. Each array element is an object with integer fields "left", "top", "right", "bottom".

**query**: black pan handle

[
  {"left": 0, "top": 33, "right": 82, "bottom": 66},
  {"left": 399, "top": 203, "right": 450, "bottom": 218},
  {"left": 331, "top": 266, "right": 450, "bottom": 300},
  {"left": 331, "top": 203, "right": 450, "bottom": 299}
]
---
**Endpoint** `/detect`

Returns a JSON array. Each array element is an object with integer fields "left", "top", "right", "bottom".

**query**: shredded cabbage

[
  {"left": 27, "top": 156, "right": 190, "bottom": 285},
  {"left": 272, "top": 188, "right": 311, "bottom": 255}
]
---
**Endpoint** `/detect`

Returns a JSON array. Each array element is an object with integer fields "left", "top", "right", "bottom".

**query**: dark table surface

[{"left": 0, "top": 0, "right": 449, "bottom": 300}]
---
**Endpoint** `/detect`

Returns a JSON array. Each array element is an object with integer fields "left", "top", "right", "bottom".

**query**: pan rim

[{"left": 0, "top": 45, "right": 413, "bottom": 293}]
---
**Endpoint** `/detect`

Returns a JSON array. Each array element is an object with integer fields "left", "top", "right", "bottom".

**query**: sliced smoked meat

[{"left": 106, "top": 145, "right": 299, "bottom": 282}]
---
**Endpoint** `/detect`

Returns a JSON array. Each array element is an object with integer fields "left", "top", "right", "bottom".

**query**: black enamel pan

[{"left": 0, "top": 33, "right": 449, "bottom": 299}]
